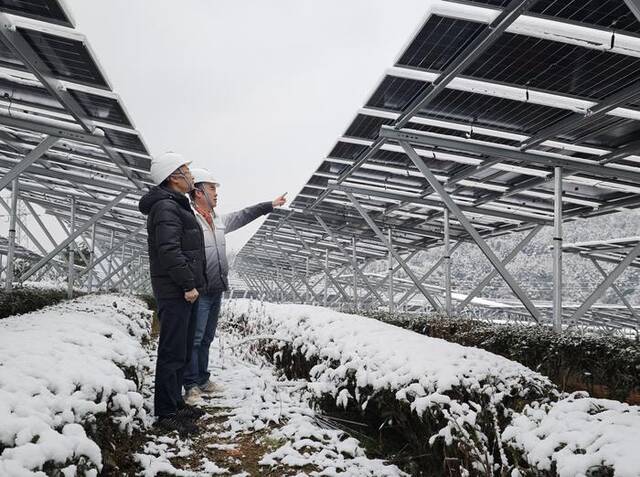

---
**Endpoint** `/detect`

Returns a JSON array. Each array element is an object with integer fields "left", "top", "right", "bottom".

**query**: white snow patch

[
  {"left": 0, "top": 294, "right": 152, "bottom": 474},
  {"left": 503, "top": 392, "right": 640, "bottom": 477}
]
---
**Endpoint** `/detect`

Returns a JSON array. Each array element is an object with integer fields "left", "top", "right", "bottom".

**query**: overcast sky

[
  {"left": 1, "top": 0, "right": 432, "bottom": 254},
  {"left": 64, "top": 0, "right": 434, "bottom": 250}
]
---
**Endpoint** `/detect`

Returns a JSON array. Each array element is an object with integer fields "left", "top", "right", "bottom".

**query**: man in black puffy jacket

[{"left": 138, "top": 152, "right": 206, "bottom": 436}]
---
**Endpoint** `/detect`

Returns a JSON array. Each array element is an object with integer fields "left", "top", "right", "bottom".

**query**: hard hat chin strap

[{"left": 174, "top": 170, "right": 193, "bottom": 191}]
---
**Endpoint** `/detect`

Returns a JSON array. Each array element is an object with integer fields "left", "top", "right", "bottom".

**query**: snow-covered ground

[
  {"left": 135, "top": 315, "right": 406, "bottom": 476},
  {"left": 221, "top": 299, "right": 640, "bottom": 477},
  {"left": 0, "top": 294, "right": 152, "bottom": 476},
  {"left": 2, "top": 296, "right": 638, "bottom": 476},
  {"left": 504, "top": 393, "right": 640, "bottom": 477}
]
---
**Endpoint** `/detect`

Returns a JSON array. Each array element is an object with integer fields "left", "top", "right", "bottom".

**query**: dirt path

[{"left": 132, "top": 339, "right": 404, "bottom": 477}]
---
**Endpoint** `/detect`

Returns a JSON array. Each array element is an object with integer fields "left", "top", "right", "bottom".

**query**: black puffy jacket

[{"left": 139, "top": 185, "right": 206, "bottom": 299}]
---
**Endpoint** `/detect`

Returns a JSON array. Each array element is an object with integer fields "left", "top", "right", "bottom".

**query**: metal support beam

[
  {"left": 457, "top": 225, "right": 543, "bottom": 311},
  {"left": 521, "top": 79, "right": 640, "bottom": 150},
  {"left": 345, "top": 191, "right": 442, "bottom": 311},
  {"left": 388, "top": 228, "right": 394, "bottom": 313},
  {"left": 314, "top": 215, "right": 385, "bottom": 306},
  {"left": 67, "top": 197, "right": 76, "bottom": 299},
  {"left": 4, "top": 178, "right": 19, "bottom": 291},
  {"left": 78, "top": 224, "right": 146, "bottom": 278},
  {"left": 324, "top": 249, "right": 329, "bottom": 307},
  {"left": 553, "top": 167, "right": 563, "bottom": 332},
  {"left": 286, "top": 222, "right": 352, "bottom": 302},
  {"left": 400, "top": 141, "right": 542, "bottom": 321},
  {"left": 96, "top": 253, "right": 137, "bottom": 289},
  {"left": 0, "top": 136, "right": 58, "bottom": 192},
  {"left": 20, "top": 191, "right": 128, "bottom": 282},
  {"left": 268, "top": 235, "right": 322, "bottom": 303},
  {"left": 352, "top": 236, "right": 358, "bottom": 311},
  {"left": 570, "top": 241, "right": 640, "bottom": 322},
  {"left": 380, "top": 127, "right": 640, "bottom": 184},
  {"left": 22, "top": 199, "right": 58, "bottom": 249},
  {"left": 589, "top": 258, "right": 639, "bottom": 323},
  {"left": 88, "top": 223, "right": 96, "bottom": 292},
  {"left": 397, "top": 244, "right": 461, "bottom": 307},
  {"left": 362, "top": 250, "right": 418, "bottom": 304},
  {"left": 444, "top": 209, "right": 452, "bottom": 316}
]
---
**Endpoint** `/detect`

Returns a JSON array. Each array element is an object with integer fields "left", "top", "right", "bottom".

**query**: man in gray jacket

[{"left": 183, "top": 168, "right": 286, "bottom": 402}]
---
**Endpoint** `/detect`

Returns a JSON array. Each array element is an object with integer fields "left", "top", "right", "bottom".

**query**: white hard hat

[
  {"left": 191, "top": 168, "right": 220, "bottom": 187},
  {"left": 150, "top": 151, "right": 191, "bottom": 185}
]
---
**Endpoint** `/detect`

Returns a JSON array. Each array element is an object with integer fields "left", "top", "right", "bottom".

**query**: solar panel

[
  {"left": 344, "top": 114, "right": 394, "bottom": 140},
  {"left": 397, "top": 16, "right": 486, "bottom": 71},
  {"left": 463, "top": 32, "right": 640, "bottom": 99},
  {"left": 104, "top": 129, "right": 147, "bottom": 154},
  {"left": 19, "top": 28, "right": 109, "bottom": 89},
  {"left": 0, "top": 0, "right": 73, "bottom": 27},
  {"left": 467, "top": 0, "right": 640, "bottom": 34},
  {"left": 69, "top": 90, "right": 132, "bottom": 127}
]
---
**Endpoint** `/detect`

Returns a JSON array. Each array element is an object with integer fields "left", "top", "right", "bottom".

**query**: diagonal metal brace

[
  {"left": 457, "top": 225, "right": 543, "bottom": 311},
  {"left": 570, "top": 241, "right": 640, "bottom": 322},
  {"left": 314, "top": 215, "right": 386, "bottom": 306},
  {"left": 400, "top": 141, "right": 542, "bottom": 322},
  {"left": 345, "top": 191, "right": 442, "bottom": 311}
]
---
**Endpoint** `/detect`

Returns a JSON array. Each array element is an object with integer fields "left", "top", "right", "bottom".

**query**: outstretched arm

[{"left": 222, "top": 194, "right": 287, "bottom": 234}]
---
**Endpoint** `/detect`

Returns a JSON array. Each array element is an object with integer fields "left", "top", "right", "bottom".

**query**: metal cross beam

[
  {"left": 285, "top": 221, "right": 352, "bottom": 302},
  {"left": 267, "top": 235, "right": 322, "bottom": 303},
  {"left": 77, "top": 224, "right": 146, "bottom": 278},
  {"left": 0, "top": 136, "right": 58, "bottom": 192},
  {"left": 345, "top": 191, "right": 442, "bottom": 311},
  {"left": 20, "top": 191, "right": 128, "bottom": 282},
  {"left": 396, "top": 243, "right": 462, "bottom": 307},
  {"left": 588, "top": 257, "right": 639, "bottom": 323},
  {"left": 332, "top": 183, "right": 550, "bottom": 225},
  {"left": 456, "top": 225, "right": 543, "bottom": 311},
  {"left": 521, "top": 79, "right": 640, "bottom": 150},
  {"left": 253, "top": 254, "right": 304, "bottom": 302},
  {"left": 361, "top": 250, "right": 419, "bottom": 304},
  {"left": 96, "top": 253, "right": 138, "bottom": 289},
  {"left": 569, "top": 241, "right": 640, "bottom": 322},
  {"left": 314, "top": 215, "right": 386, "bottom": 306},
  {"left": 380, "top": 127, "right": 640, "bottom": 184},
  {"left": 400, "top": 141, "right": 542, "bottom": 322}
]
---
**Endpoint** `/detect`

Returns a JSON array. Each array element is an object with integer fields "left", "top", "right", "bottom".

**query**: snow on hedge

[
  {"left": 503, "top": 392, "right": 640, "bottom": 477},
  {"left": 222, "top": 300, "right": 557, "bottom": 473},
  {"left": 222, "top": 301, "right": 640, "bottom": 476},
  {"left": 0, "top": 294, "right": 152, "bottom": 476}
]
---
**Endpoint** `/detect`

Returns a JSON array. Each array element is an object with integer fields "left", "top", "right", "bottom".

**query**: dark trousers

[{"left": 154, "top": 296, "right": 198, "bottom": 417}]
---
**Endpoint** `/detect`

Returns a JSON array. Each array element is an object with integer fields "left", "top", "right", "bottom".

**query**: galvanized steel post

[
  {"left": 67, "top": 196, "right": 76, "bottom": 299},
  {"left": 5, "top": 178, "right": 19, "bottom": 292},
  {"left": 553, "top": 167, "right": 563, "bottom": 332}
]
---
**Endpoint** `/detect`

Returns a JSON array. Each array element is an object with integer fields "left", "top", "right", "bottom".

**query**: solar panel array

[
  {"left": 0, "top": 0, "right": 152, "bottom": 290},
  {"left": 236, "top": 0, "right": 640, "bottom": 327}
]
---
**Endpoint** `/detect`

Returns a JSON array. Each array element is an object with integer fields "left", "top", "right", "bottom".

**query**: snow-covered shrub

[
  {"left": 221, "top": 300, "right": 558, "bottom": 476},
  {"left": 0, "top": 294, "right": 152, "bottom": 475},
  {"left": 368, "top": 311, "right": 640, "bottom": 404},
  {"left": 503, "top": 392, "right": 640, "bottom": 477},
  {"left": 0, "top": 285, "right": 72, "bottom": 319}
]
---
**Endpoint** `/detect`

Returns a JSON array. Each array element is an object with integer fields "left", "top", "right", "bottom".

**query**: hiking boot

[
  {"left": 177, "top": 402, "right": 206, "bottom": 420},
  {"left": 154, "top": 415, "right": 199, "bottom": 437},
  {"left": 184, "top": 386, "right": 202, "bottom": 405},
  {"left": 199, "top": 380, "right": 224, "bottom": 394}
]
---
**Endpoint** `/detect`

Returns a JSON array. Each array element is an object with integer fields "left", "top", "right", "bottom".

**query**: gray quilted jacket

[{"left": 194, "top": 201, "right": 273, "bottom": 293}]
